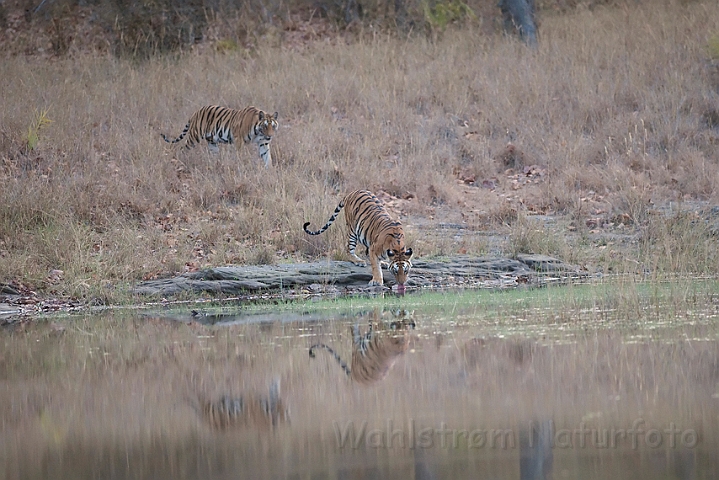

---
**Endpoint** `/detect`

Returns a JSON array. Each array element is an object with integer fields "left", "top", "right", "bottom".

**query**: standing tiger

[
  {"left": 303, "top": 190, "right": 413, "bottom": 287},
  {"left": 309, "top": 310, "right": 415, "bottom": 386},
  {"left": 161, "top": 105, "right": 278, "bottom": 167},
  {"left": 197, "top": 379, "right": 289, "bottom": 430}
]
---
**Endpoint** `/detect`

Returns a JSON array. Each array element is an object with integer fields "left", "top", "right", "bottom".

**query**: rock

[
  {"left": 515, "top": 253, "right": 573, "bottom": 272},
  {"left": 0, "top": 284, "right": 21, "bottom": 295},
  {"left": 132, "top": 255, "right": 589, "bottom": 297}
]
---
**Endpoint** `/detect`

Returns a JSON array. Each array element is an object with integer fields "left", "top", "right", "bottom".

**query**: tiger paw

[
  {"left": 352, "top": 261, "right": 367, "bottom": 267},
  {"left": 368, "top": 279, "right": 384, "bottom": 287}
]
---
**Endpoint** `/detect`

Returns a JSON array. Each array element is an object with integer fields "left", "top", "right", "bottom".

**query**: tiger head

[
  {"left": 258, "top": 111, "right": 279, "bottom": 140},
  {"left": 386, "top": 247, "right": 413, "bottom": 286}
]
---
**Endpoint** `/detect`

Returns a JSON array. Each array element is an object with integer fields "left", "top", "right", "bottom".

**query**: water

[{"left": 1, "top": 286, "right": 718, "bottom": 479}]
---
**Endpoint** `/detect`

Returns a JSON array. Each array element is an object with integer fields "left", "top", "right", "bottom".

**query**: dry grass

[{"left": 1, "top": 1, "right": 719, "bottom": 301}]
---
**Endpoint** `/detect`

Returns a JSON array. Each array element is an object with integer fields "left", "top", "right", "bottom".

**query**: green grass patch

[{"left": 140, "top": 277, "right": 719, "bottom": 329}]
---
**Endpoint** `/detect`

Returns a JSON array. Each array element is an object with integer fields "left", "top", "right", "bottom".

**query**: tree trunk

[
  {"left": 499, "top": 0, "right": 538, "bottom": 47},
  {"left": 344, "top": 0, "right": 361, "bottom": 25},
  {"left": 394, "top": 0, "right": 408, "bottom": 30}
]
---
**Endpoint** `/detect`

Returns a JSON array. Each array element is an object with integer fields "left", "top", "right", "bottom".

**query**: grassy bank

[
  {"left": 1, "top": 1, "right": 719, "bottom": 303},
  {"left": 148, "top": 277, "right": 719, "bottom": 330}
]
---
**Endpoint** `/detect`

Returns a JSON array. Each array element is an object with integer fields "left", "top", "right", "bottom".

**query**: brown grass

[{"left": 1, "top": 1, "right": 719, "bottom": 300}]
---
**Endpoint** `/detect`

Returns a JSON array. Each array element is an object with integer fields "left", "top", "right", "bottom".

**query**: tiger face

[
  {"left": 256, "top": 111, "right": 279, "bottom": 141},
  {"left": 377, "top": 229, "right": 412, "bottom": 286},
  {"left": 386, "top": 247, "right": 413, "bottom": 286}
]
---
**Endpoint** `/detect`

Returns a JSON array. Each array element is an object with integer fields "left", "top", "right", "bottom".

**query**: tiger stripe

[
  {"left": 303, "top": 190, "right": 413, "bottom": 286},
  {"left": 161, "top": 105, "right": 278, "bottom": 167},
  {"left": 309, "top": 313, "right": 415, "bottom": 385}
]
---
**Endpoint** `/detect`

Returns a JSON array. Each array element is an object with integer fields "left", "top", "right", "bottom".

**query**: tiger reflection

[
  {"left": 199, "top": 380, "right": 289, "bottom": 430},
  {"left": 309, "top": 310, "right": 415, "bottom": 386}
]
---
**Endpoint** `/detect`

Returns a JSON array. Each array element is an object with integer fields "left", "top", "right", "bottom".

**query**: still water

[{"left": 1, "top": 285, "right": 718, "bottom": 479}]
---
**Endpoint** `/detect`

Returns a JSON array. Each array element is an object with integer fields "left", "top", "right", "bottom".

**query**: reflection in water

[
  {"left": 309, "top": 309, "right": 415, "bottom": 386},
  {"left": 1, "top": 298, "right": 718, "bottom": 479},
  {"left": 198, "top": 379, "right": 289, "bottom": 430},
  {"left": 520, "top": 420, "right": 553, "bottom": 480},
  {"left": 505, "top": 339, "right": 554, "bottom": 480},
  {"left": 413, "top": 447, "right": 439, "bottom": 480}
]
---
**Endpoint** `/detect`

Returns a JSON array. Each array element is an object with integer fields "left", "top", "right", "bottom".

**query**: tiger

[
  {"left": 303, "top": 189, "right": 413, "bottom": 287},
  {"left": 161, "top": 105, "right": 278, "bottom": 167},
  {"left": 197, "top": 379, "right": 289, "bottom": 430},
  {"left": 309, "top": 310, "right": 415, "bottom": 386}
]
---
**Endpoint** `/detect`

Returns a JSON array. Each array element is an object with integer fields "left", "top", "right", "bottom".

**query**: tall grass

[{"left": 1, "top": 1, "right": 718, "bottom": 299}]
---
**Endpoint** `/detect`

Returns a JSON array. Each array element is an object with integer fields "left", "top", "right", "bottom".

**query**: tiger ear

[
  {"left": 386, "top": 250, "right": 395, "bottom": 258},
  {"left": 258, "top": 111, "right": 265, "bottom": 121},
  {"left": 273, "top": 112, "right": 279, "bottom": 119},
  {"left": 405, "top": 248, "right": 413, "bottom": 258}
]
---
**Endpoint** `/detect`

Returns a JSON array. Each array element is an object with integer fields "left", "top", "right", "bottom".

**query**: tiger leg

[
  {"left": 352, "top": 324, "right": 361, "bottom": 347},
  {"left": 367, "top": 248, "right": 384, "bottom": 286},
  {"left": 352, "top": 323, "right": 373, "bottom": 353},
  {"left": 263, "top": 378, "right": 287, "bottom": 426},
  {"left": 347, "top": 234, "right": 366, "bottom": 266},
  {"left": 258, "top": 141, "right": 272, "bottom": 168},
  {"left": 364, "top": 322, "right": 373, "bottom": 349}
]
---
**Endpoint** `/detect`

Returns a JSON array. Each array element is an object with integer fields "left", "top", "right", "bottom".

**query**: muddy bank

[{"left": 131, "top": 254, "right": 592, "bottom": 297}]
